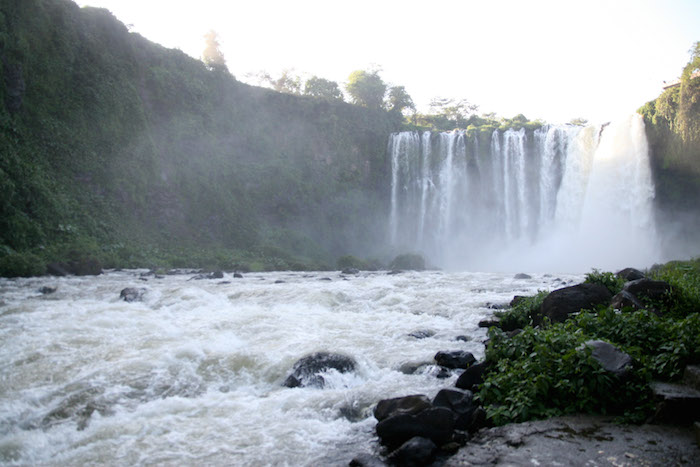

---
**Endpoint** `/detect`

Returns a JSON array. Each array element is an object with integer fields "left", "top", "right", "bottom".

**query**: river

[{"left": 0, "top": 269, "right": 583, "bottom": 465}]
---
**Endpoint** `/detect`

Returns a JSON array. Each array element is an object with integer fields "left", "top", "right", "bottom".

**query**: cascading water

[{"left": 388, "top": 114, "right": 659, "bottom": 272}]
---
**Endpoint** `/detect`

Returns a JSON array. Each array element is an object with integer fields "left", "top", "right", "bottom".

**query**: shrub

[
  {"left": 585, "top": 269, "right": 625, "bottom": 295},
  {"left": 494, "top": 290, "right": 549, "bottom": 330},
  {"left": 0, "top": 251, "right": 46, "bottom": 277},
  {"left": 336, "top": 255, "right": 368, "bottom": 270}
]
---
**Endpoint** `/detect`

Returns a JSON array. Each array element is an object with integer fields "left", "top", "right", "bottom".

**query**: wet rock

[
  {"left": 387, "top": 436, "right": 437, "bottom": 466},
  {"left": 478, "top": 317, "right": 500, "bottom": 328},
  {"left": 191, "top": 271, "right": 224, "bottom": 280},
  {"left": 233, "top": 272, "right": 243, "bottom": 278},
  {"left": 485, "top": 302, "right": 509, "bottom": 310},
  {"left": 319, "top": 277, "right": 332, "bottom": 281},
  {"left": 434, "top": 351, "right": 476, "bottom": 369},
  {"left": 46, "top": 258, "right": 102, "bottom": 276},
  {"left": 349, "top": 453, "right": 387, "bottom": 467},
  {"left": 616, "top": 267, "right": 645, "bottom": 281},
  {"left": 46, "top": 262, "right": 70, "bottom": 276},
  {"left": 39, "top": 286, "right": 57, "bottom": 294},
  {"left": 376, "top": 407, "right": 455, "bottom": 449},
  {"left": 120, "top": 287, "right": 147, "bottom": 302},
  {"left": 283, "top": 352, "right": 355, "bottom": 388},
  {"left": 341, "top": 268, "right": 360, "bottom": 275},
  {"left": 582, "top": 340, "right": 633, "bottom": 378},
  {"left": 374, "top": 394, "right": 432, "bottom": 422},
  {"left": 622, "top": 278, "right": 672, "bottom": 306},
  {"left": 444, "top": 415, "right": 700, "bottom": 466},
  {"left": 274, "top": 280, "right": 285, "bottom": 284},
  {"left": 510, "top": 295, "right": 527, "bottom": 307},
  {"left": 455, "top": 335, "right": 470, "bottom": 342},
  {"left": 408, "top": 330, "right": 434, "bottom": 339},
  {"left": 610, "top": 290, "right": 646, "bottom": 311},
  {"left": 538, "top": 283, "right": 612, "bottom": 324},
  {"left": 514, "top": 273, "right": 532, "bottom": 279},
  {"left": 432, "top": 388, "right": 476, "bottom": 430},
  {"left": 455, "top": 360, "right": 490, "bottom": 391}
]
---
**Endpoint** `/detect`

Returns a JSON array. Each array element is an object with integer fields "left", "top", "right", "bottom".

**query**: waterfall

[{"left": 388, "top": 114, "right": 659, "bottom": 272}]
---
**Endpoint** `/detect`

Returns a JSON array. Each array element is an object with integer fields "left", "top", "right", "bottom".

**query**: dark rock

[
  {"left": 120, "top": 287, "right": 147, "bottom": 302},
  {"left": 39, "top": 286, "right": 57, "bottom": 294},
  {"left": 650, "top": 381, "right": 700, "bottom": 425},
  {"left": 233, "top": 273, "right": 243, "bottom": 278},
  {"left": 469, "top": 407, "right": 488, "bottom": 433},
  {"left": 210, "top": 270, "right": 224, "bottom": 279},
  {"left": 616, "top": 267, "right": 645, "bottom": 281},
  {"left": 408, "top": 330, "right": 434, "bottom": 339},
  {"left": 684, "top": 365, "right": 700, "bottom": 391},
  {"left": 387, "top": 437, "right": 437, "bottom": 467},
  {"left": 283, "top": 352, "right": 355, "bottom": 388},
  {"left": 275, "top": 280, "right": 285, "bottom": 284},
  {"left": 514, "top": 273, "right": 532, "bottom": 280},
  {"left": 581, "top": 340, "right": 632, "bottom": 378},
  {"left": 387, "top": 269, "right": 403, "bottom": 275},
  {"left": 319, "top": 277, "right": 332, "bottom": 281},
  {"left": 510, "top": 295, "right": 527, "bottom": 307},
  {"left": 538, "top": 283, "right": 612, "bottom": 324},
  {"left": 456, "top": 361, "right": 490, "bottom": 391},
  {"left": 69, "top": 258, "right": 103, "bottom": 276},
  {"left": 374, "top": 395, "right": 432, "bottom": 422},
  {"left": 434, "top": 351, "right": 476, "bottom": 369},
  {"left": 622, "top": 278, "right": 672, "bottom": 305},
  {"left": 432, "top": 388, "right": 475, "bottom": 430},
  {"left": 349, "top": 453, "right": 387, "bottom": 467},
  {"left": 610, "top": 290, "right": 646, "bottom": 311},
  {"left": 478, "top": 317, "right": 500, "bottom": 328},
  {"left": 455, "top": 335, "right": 470, "bottom": 342},
  {"left": 342, "top": 268, "right": 360, "bottom": 275},
  {"left": 485, "top": 302, "right": 509, "bottom": 310},
  {"left": 376, "top": 407, "right": 455, "bottom": 448}
]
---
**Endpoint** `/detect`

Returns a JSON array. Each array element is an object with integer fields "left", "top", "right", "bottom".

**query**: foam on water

[{"left": 0, "top": 270, "right": 582, "bottom": 465}]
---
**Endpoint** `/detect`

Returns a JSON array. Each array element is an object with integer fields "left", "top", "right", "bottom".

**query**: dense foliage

[
  {"left": 0, "top": 0, "right": 403, "bottom": 275},
  {"left": 478, "top": 260, "right": 700, "bottom": 426}
]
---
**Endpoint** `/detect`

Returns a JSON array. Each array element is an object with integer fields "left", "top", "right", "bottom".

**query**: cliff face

[
  {"left": 0, "top": 0, "right": 401, "bottom": 272},
  {"left": 639, "top": 68, "right": 700, "bottom": 259}
]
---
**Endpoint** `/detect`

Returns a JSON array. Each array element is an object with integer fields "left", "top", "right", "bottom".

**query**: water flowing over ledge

[{"left": 388, "top": 114, "right": 659, "bottom": 272}]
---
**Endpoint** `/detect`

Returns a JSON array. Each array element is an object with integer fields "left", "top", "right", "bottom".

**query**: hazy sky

[{"left": 76, "top": 0, "right": 698, "bottom": 124}]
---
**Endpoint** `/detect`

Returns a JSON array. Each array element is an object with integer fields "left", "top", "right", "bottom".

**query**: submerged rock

[
  {"left": 408, "top": 330, "right": 435, "bottom": 339},
  {"left": 283, "top": 352, "right": 356, "bottom": 388},
  {"left": 538, "top": 283, "right": 612, "bottom": 324},
  {"left": 120, "top": 287, "right": 147, "bottom": 302}
]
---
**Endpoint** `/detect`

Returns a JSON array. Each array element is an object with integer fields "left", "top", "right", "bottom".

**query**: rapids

[{"left": 0, "top": 269, "right": 582, "bottom": 465}]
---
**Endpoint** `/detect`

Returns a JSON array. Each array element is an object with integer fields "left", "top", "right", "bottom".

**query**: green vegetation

[
  {"left": 345, "top": 69, "right": 387, "bottom": 109},
  {"left": 388, "top": 253, "right": 425, "bottom": 271},
  {"left": 493, "top": 290, "right": 549, "bottom": 331},
  {"left": 477, "top": 260, "right": 700, "bottom": 426},
  {"left": 0, "top": 0, "right": 402, "bottom": 276},
  {"left": 584, "top": 269, "right": 625, "bottom": 295},
  {"left": 638, "top": 42, "right": 700, "bottom": 211}
]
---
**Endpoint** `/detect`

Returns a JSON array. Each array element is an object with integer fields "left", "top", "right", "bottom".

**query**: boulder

[
  {"left": 434, "top": 351, "right": 476, "bottom": 369},
  {"left": 39, "top": 286, "right": 57, "bottom": 294},
  {"left": 622, "top": 278, "right": 672, "bottom": 305},
  {"left": 46, "top": 262, "right": 70, "bottom": 276},
  {"left": 456, "top": 361, "right": 490, "bottom": 391},
  {"left": 408, "top": 330, "right": 434, "bottom": 339},
  {"left": 432, "top": 388, "right": 476, "bottom": 430},
  {"left": 233, "top": 272, "right": 244, "bottom": 278},
  {"left": 342, "top": 268, "right": 360, "bottom": 275},
  {"left": 46, "top": 259, "right": 102, "bottom": 276},
  {"left": 514, "top": 273, "right": 532, "bottom": 280},
  {"left": 510, "top": 295, "right": 528, "bottom": 307},
  {"left": 283, "top": 352, "right": 355, "bottom": 388},
  {"left": 616, "top": 267, "right": 645, "bottom": 281},
  {"left": 120, "top": 287, "right": 147, "bottom": 303},
  {"left": 349, "top": 453, "right": 387, "bottom": 467},
  {"left": 582, "top": 340, "right": 632, "bottom": 378},
  {"left": 650, "top": 381, "right": 700, "bottom": 425},
  {"left": 538, "top": 283, "right": 612, "bottom": 324},
  {"left": 374, "top": 395, "right": 432, "bottom": 422},
  {"left": 610, "top": 290, "right": 646, "bottom": 311},
  {"left": 191, "top": 271, "right": 224, "bottom": 280},
  {"left": 376, "top": 407, "right": 455, "bottom": 448},
  {"left": 478, "top": 317, "right": 500, "bottom": 328},
  {"left": 387, "top": 437, "right": 437, "bottom": 466}
]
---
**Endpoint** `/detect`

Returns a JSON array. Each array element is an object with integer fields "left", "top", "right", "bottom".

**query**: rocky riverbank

[{"left": 347, "top": 262, "right": 700, "bottom": 466}]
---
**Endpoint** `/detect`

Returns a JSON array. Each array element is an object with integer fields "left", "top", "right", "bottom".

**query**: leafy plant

[
  {"left": 494, "top": 290, "right": 549, "bottom": 331},
  {"left": 584, "top": 269, "right": 625, "bottom": 295}
]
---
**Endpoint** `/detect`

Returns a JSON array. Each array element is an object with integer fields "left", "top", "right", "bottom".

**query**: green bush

[
  {"left": 0, "top": 251, "right": 46, "bottom": 277},
  {"left": 648, "top": 259, "right": 700, "bottom": 318},
  {"left": 494, "top": 290, "right": 549, "bottom": 330},
  {"left": 584, "top": 269, "right": 625, "bottom": 295},
  {"left": 336, "top": 254, "right": 368, "bottom": 270}
]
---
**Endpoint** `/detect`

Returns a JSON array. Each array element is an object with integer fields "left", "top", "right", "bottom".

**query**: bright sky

[{"left": 76, "top": 0, "right": 698, "bottom": 124}]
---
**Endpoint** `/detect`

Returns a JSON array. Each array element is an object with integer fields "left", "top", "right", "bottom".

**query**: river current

[{"left": 0, "top": 269, "right": 583, "bottom": 465}]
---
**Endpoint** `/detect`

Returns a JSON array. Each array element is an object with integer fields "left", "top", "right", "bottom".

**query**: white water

[
  {"left": 388, "top": 114, "right": 660, "bottom": 272},
  {"left": 0, "top": 270, "right": 582, "bottom": 465}
]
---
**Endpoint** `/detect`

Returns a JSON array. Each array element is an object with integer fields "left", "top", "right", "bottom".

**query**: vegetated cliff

[
  {"left": 0, "top": 0, "right": 402, "bottom": 275},
  {"left": 638, "top": 46, "right": 700, "bottom": 259}
]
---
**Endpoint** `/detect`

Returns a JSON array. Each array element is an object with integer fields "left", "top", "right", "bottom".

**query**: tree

[
  {"left": 345, "top": 69, "right": 387, "bottom": 109},
  {"left": 304, "top": 76, "right": 343, "bottom": 101},
  {"left": 252, "top": 69, "right": 302, "bottom": 94},
  {"left": 202, "top": 30, "right": 228, "bottom": 73},
  {"left": 569, "top": 118, "right": 588, "bottom": 126},
  {"left": 387, "top": 86, "right": 415, "bottom": 115}
]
